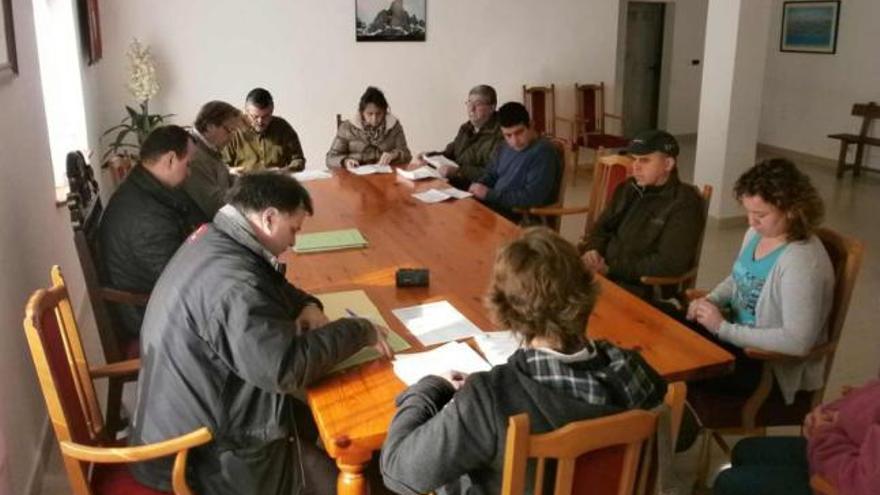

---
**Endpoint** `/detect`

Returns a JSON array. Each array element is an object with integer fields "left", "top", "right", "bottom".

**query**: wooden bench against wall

[{"left": 828, "top": 101, "right": 880, "bottom": 178}]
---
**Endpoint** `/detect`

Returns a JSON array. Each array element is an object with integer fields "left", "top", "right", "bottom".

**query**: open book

[
  {"left": 396, "top": 166, "right": 441, "bottom": 181},
  {"left": 346, "top": 163, "right": 393, "bottom": 175},
  {"left": 411, "top": 187, "right": 473, "bottom": 204},
  {"left": 423, "top": 154, "right": 460, "bottom": 170}
]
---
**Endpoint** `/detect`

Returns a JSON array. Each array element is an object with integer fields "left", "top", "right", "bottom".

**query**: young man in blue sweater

[{"left": 468, "top": 102, "right": 560, "bottom": 222}]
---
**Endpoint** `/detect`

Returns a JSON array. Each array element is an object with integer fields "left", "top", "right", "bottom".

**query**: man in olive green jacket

[
  {"left": 223, "top": 88, "right": 306, "bottom": 173},
  {"left": 412, "top": 84, "right": 503, "bottom": 189}
]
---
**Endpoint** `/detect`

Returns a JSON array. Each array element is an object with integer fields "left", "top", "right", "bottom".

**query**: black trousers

[{"left": 713, "top": 436, "right": 811, "bottom": 495}]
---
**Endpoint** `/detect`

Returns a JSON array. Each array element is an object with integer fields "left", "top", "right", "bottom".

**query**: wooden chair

[
  {"left": 23, "top": 266, "right": 212, "bottom": 495},
  {"left": 500, "top": 382, "right": 687, "bottom": 495},
  {"left": 828, "top": 101, "right": 880, "bottom": 178},
  {"left": 66, "top": 151, "right": 149, "bottom": 434},
  {"left": 516, "top": 138, "right": 574, "bottom": 231},
  {"left": 640, "top": 185, "right": 713, "bottom": 303},
  {"left": 810, "top": 474, "right": 839, "bottom": 495},
  {"left": 525, "top": 149, "right": 633, "bottom": 236},
  {"left": 523, "top": 84, "right": 558, "bottom": 137},
  {"left": 687, "top": 227, "right": 864, "bottom": 487},
  {"left": 557, "top": 83, "right": 629, "bottom": 181}
]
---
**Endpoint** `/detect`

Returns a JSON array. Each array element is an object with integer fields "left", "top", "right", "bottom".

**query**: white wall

[
  {"left": 92, "top": 0, "right": 622, "bottom": 168},
  {"left": 0, "top": 0, "right": 104, "bottom": 492},
  {"left": 759, "top": 0, "right": 880, "bottom": 165},
  {"left": 661, "top": 0, "right": 708, "bottom": 135}
]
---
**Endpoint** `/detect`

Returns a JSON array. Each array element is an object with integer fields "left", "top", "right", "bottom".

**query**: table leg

[{"left": 337, "top": 458, "right": 370, "bottom": 495}]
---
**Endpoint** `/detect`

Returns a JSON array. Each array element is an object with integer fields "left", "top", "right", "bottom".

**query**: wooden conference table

[{"left": 286, "top": 170, "right": 733, "bottom": 494}]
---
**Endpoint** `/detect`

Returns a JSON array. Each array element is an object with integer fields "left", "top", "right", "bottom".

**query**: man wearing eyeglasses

[
  {"left": 411, "top": 84, "right": 502, "bottom": 189},
  {"left": 223, "top": 87, "right": 306, "bottom": 174},
  {"left": 184, "top": 100, "right": 243, "bottom": 218}
]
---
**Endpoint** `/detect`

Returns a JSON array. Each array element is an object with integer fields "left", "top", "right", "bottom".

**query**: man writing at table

[
  {"left": 468, "top": 102, "right": 560, "bottom": 222},
  {"left": 129, "top": 172, "right": 392, "bottom": 495}
]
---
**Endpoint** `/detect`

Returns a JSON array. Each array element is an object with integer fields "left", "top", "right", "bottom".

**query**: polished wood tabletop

[{"left": 287, "top": 169, "right": 733, "bottom": 494}]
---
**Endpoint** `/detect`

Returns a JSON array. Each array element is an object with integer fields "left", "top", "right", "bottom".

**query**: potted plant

[{"left": 101, "top": 38, "right": 174, "bottom": 182}]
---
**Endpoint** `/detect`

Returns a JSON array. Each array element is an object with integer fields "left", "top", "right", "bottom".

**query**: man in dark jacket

[
  {"left": 579, "top": 130, "right": 705, "bottom": 300},
  {"left": 98, "top": 125, "right": 207, "bottom": 339},
  {"left": 468, "top": 102, "right": 560, "bottom": 222},
  {"left": 129, "top": 172, "right": 392, "bottom": 495},
  {"left": 412, "top": 85, "right": 503, "bottom": 189}
]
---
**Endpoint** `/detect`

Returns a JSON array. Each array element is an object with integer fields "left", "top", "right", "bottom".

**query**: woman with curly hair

[
  {"left": 381, "top": 227, "right": 667, "bottom": 495},
  {"left": 687, "top": 158, "right": 834, "bottom": 402}
]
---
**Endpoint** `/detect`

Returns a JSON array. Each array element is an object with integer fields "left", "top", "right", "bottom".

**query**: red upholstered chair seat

[
  {"left": 583, "top": 133, "right": 629, "bottom": 150},
  {"left": 688, "top": 383, "right": 814, "bottom": 430},
  {"left": 91, "top": 463, "right": 170, "bottom": 495}
]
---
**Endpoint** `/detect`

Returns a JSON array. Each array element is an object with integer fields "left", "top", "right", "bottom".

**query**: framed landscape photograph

[
  {"left": 356, "top": 0, "right": 426, "bottom": 42},
  {"left": 780, "top": 1, "right": 841, "bottom": 54},
  {"left": 1, "top": 0, "right": 18, "bottom": 75}
]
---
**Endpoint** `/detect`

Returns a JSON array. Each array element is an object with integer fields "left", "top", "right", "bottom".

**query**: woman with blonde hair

[{"left": 381, "top": 227, "right": 666, "bottom": 494}]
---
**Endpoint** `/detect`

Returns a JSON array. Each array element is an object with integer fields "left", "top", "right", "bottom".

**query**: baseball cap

[{"left": 625, "top": 130, "right": 680, "bottom": 157}]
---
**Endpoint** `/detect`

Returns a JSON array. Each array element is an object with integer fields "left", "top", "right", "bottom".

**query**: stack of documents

[
  {"left": 346, "top": 163, "right": 393, "bottom": 175},
  {"left": 392, "top": 341, "right": 492, "bottom": 386},
  {"left": 392, "top": 300, "right": 484, "bottom": 346},
  {"left": 291, "top": 169, "right": 333, "bottom": 182},
  {"left": 474, "top": 331, "right": 521, "bottom": 366},
  {"left": 411, "top": 187, "right": 473, "bottom": 204},
  {"left": 294, "top": 228, "right": 368, "bottom": 253},
  {"left": 396, "top": 166, "right": 441, "bottom": 181},
  {"left": 423, "top": 155, "right": 460, "bottom": 170},
  {"left": 314, "top": 290, "right": 411, "bottom": 374}
]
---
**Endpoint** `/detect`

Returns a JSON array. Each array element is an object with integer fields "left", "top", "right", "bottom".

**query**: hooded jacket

[
  {"left": 326, "top": 112, "right": 412, "bottom": 167},
  {"left": 129, "top": 205, "right": 376, "bottom": 495},
  {"left": 380, "top": 341, "right": 667, "bottom": 494}
]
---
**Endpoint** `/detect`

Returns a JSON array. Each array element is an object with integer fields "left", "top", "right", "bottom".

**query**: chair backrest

[
  {"left": 584, "top": 149, "right": 633, "bottom": 232},
  {"left": 686, "top": 185, "right": 714, "bottom": 290},
  {"left": 523, "top": 84, "right": 556, "bottom": 137},
  {"left": 575, "top": 82, "right": 606, "bottom": 135},
  {"left": 851, "top": 101, "right": 879, "bottom": 138},
  {"left": 814, "top": 227, "right": 865, "bottom": 396},
  {"left": 66, "top": 152, "right": 129, "bottom": 365},
  {"left": 501, "top": 408, "right": 657, "bottom": 495},
  {"left": 23, "top": 266, "right": 106, "bottom": 495}
]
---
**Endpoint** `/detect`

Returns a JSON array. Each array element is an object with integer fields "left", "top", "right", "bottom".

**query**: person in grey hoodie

[{"left": 380, "top": 227, "right": 666, "bottom": 495}]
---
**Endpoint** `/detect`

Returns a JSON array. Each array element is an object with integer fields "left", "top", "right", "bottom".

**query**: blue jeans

[{"left": 713, "top": 436, "right": 811, "bottom": 495}]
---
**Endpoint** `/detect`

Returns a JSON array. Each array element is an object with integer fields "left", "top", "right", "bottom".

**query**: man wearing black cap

[{"left": 578, "top": 129, "right": 705, "bottom": 300}]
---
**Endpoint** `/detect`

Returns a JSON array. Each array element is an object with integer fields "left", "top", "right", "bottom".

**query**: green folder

[
  {"left": 293, "top": 228, "right": 368, "bottom": 253},
  {"left": 314, "top": 290, "right": 411, "bottom": 374}
]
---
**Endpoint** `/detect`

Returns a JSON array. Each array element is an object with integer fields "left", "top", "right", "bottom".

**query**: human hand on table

[
  {"left": 581, "top": 250, "right": 608, "bottom": 275},
  {"left": 438, "top": 370, "right": 469, "bottom": 391},
  {"left": 468, "top": 183, "right": 489, "bottom": 200},
  {"left": 369, "top": 323, "right": 395, "bottom": 360},
  {"left": 378, "top": 151, "right": 397, "bottom": 166},
  {"left": 436, "top": 164, "right": 456, "bottom": 178},
  {"left": 296, "top": 303, "right": 330, "bottom": 332},
  {"left": 687, "top": 298, "right": 724, "bottom": 333},
  {"left": 411, "top": 152, "right": 428, "bottom": 167},
  {"left": 343, "top": 158, "right": 360, "bottom": 168}
]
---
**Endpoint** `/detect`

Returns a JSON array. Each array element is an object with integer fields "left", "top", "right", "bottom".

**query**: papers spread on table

[
  {"left": 396, "top": 166, "right": 441, "bottom": 181},
  {"left": 392, "top": 341, "right": 492, "bottom": 386},
  {"left": 411, "top": 187, "right": 473, "bottom": 204},
  {"left": 346, "top": 163, "right": 393, "bottom": 175},
  {"left": 293, "top": 228, "right": 367, "bottom": 253},
  {"left": 315, "top": 290, "right": 411, "bottom": 374},
  {"left": 391, "top": 300, "right": 484, "bottom": 346},
  {"left": 474, "top": 331, "right": 521, "bottom": 366},
  {"left": 423, "top": 154, "right": 460, "bottom": 170},
  {"left": 291, "top": 169, "right": 333, "bottom": 182}
]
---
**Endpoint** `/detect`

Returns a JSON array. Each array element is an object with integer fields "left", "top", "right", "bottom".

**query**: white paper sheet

[
  {"left": 392, "top": 300, "right": 484, "bottom": 346},
  {"left": 411, "top": 187, "right": 473, "bottom": 204},
  {"left": 423, "top": 155, "right": 460, "bottom": 169},
  {"left": 438, "top": 187, "right": 473, "bottom": 199},
  {"left": 474, "top": 331, "right": 521, "bottom": 366},
  {"left": 291, "top": 169, "right": 333, "bottom": 181},
  {"left": 346, "top": 163, "right": 393, "bottom": 175},
  {"left": 392, "top": 341, "right": 492, "bottom": 385},
  {"left": 396, "top": 166, "right": 441, "bottom": 181}
]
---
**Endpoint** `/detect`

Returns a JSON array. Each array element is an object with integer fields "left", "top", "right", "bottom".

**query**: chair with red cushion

[
  {"left": 557, "top": 83, "right": 629, "bottom": 181},
  {"left": 23, "top": 265, "right": 211, "bottom": 495},
  {"left": 522, "top": 84, "right": 557, "bottom": 137},
  {"left": 66, "top": 151, "right": 149, "bottom": 434}
]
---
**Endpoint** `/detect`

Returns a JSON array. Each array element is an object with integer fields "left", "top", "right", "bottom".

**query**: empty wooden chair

[
  {"left": 66, "top": 151, "right": 149, "bottom": 434},
  {"left": 523, "top": 84, "right": 558, "bottom": 137},
  {"left": 827, "top": 101, "right": 880, "bottom": 178},
  {"left": 23, "top": 266, "right": 211, "bottom": 495},
  {"left": 557, "top": 83, "right": 629, "bottom": 181}
]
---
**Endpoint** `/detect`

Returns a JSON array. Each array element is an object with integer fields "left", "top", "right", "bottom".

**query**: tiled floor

[{"left": 37, "top": 138, "right": 879, "bottom": 494}]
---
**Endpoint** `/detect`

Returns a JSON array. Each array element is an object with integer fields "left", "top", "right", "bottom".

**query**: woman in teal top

[{"left": 686, "top": 159, "right": 834, "bottom": 402}]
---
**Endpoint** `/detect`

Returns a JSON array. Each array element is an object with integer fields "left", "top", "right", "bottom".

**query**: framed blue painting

[{"left": 780, "top": 1, "right": 840, "bottom": 54}]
